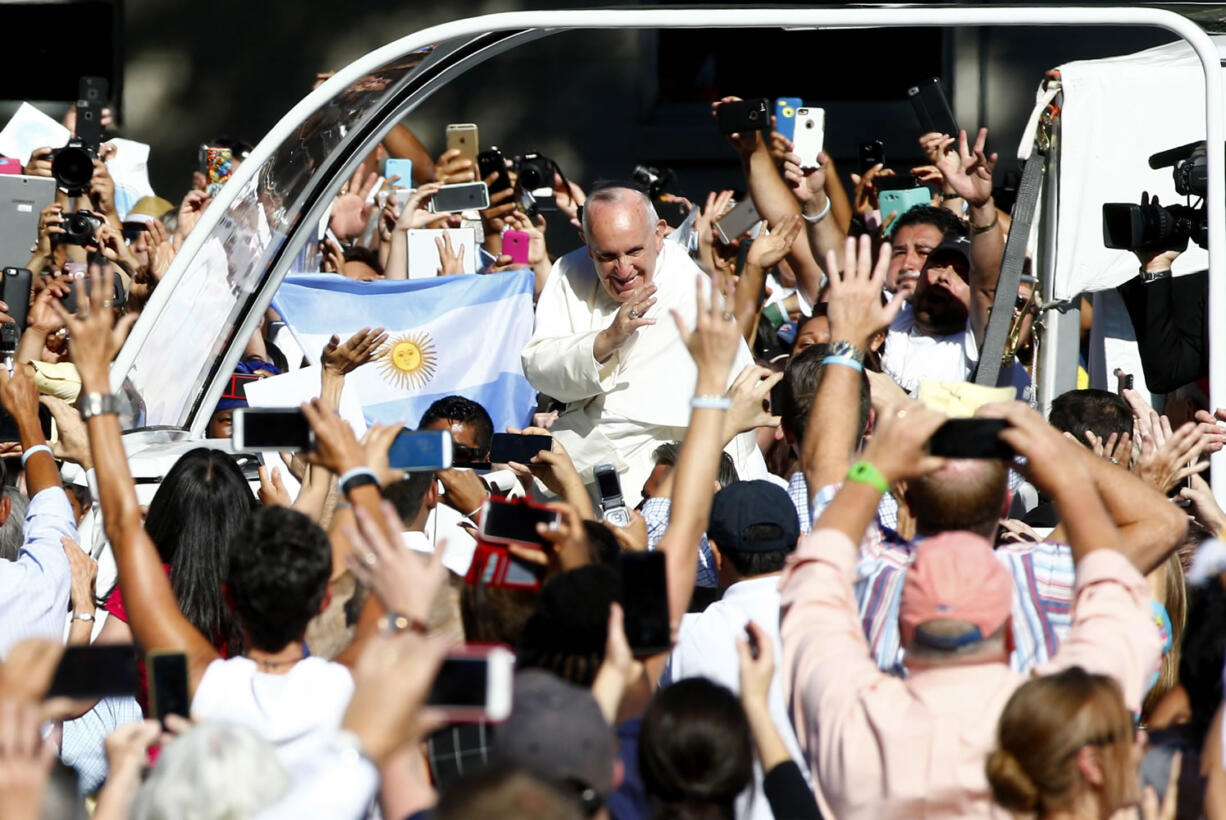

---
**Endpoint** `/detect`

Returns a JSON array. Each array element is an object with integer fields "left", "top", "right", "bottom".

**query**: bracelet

[
  {"left": 970, "top": 212, "right": 999, "bottom": 235},
  {"left": 1140, "top": 265, "right": 1171, "bottom": 283},
  {"left": 690, "top": 395, "right": 732, "bottom": 410},
  {"left": 846, "top": 461, "right": 890, "bottom": 495},
  {"left": 377, "top": 611, "right": 429, "bottom": 636},
  {"left": 801, "top": 197, "right": 832, "bottom": 224},
  {"left": 941, "top": 192, "right": 963, "bottom": 202},
  {"left": 72, "top": 612, "right": 95, "bottom": 622},
  {"left": 21, "top": 444, "right": 52, "bottom": 466},
  {"left": 339, "top": 467, "right": 379, "bottom": 495},
  {"left": 821, "top": 355, "right": 863, "bottom": 373}
]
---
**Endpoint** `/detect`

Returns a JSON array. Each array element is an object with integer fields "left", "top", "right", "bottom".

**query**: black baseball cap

[
  {"left": 925, "top": 235, "right": 972, "bottom": 278},
  {"left": 707, "top": 480, "right": 800, "bottom": 553}
]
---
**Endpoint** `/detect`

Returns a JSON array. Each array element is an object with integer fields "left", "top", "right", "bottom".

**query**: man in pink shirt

[{"left": 780, "top": 394, "right": 1163, "bottom": 818}]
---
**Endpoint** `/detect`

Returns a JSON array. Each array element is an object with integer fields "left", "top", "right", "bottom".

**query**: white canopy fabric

[{"left": 1034, "top": 37, "right": 1226, "bottom": 300}]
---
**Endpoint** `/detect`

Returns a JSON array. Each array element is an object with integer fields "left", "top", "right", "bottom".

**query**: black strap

[{"left": 974, "top": 147, "right": 1046, "bottom": 386}]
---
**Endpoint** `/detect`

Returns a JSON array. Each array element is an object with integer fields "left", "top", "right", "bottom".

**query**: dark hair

[
  {"left": 892, "top": 205, "right": 968, "bottom": 241},
  {"left": 342, "top": 245, "right": 384, "bottom": 276},
  {"left": 436, "top": 765, "right": 584, "bottom": 820},
  {"left": 905, "top": 459, "right": 1009, "bottom": 539},
  {"left": 383, "top": 471, "right": 434, "bottom": 526},
  {"left": 226, "top": 506, "right": 332, "bottom": 651},
  {"left": 652, "top": 442, "right": 739, "bottom": 489},
  {"left": 461, "top": 583, "right": 538, "bottom": 646},
  {"left": 1048, "top": 389, "right": 1132, "bottom": 447},
  {"left": 146, "top": 449, "right": 256, "bottom": 653},
  {"left": 419, "top": 396, "right": 495, "bottom": 456},
  {"left": 517, "top": 566, "right": 617, "bottom": 687},
  {"left": 779, "top": 345, "right": 870, "bottom": 446},
  {"left": 581, "top": 521, "right": 621, "bottom": 568},
  {"left": 639, "top": 678, "right": 754, "bottom": 820}
]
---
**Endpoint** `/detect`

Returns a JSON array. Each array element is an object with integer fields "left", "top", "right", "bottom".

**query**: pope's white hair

[
  {"left": 131, "top": 723, "right": 290, "bottom": 820},
  {"left": 582, "top": 186, "right": 660, "bottom": 238}
]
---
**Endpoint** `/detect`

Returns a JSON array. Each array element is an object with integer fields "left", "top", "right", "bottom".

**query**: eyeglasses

[{"left": 451, "top": 442, "right": 487, "bottom": 463}]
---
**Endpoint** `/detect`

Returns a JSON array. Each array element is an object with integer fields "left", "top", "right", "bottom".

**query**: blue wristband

[{"left": 821, "top": 355, "right": 863, "bottom": 373}]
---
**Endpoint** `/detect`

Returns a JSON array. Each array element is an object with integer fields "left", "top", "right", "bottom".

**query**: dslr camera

[
  {"left": 513, "top": 153, "right": 555, "bottom": 191},
  {"left": 1102, "top": 140, "right": 1213, "bottom": 252},
  {"left": 51, "top": 76, "right": 108, "bottom": 196},
  {"left": 631, "top": 164, "right": 675, "bottom": 199},
  {"left": 52, "top": 211, "right": 103, "bottom": 247}
]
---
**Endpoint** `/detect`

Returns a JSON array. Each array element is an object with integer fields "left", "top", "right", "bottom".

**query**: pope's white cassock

[{"left": 522, "top": 240, "right": 769, "bottom": 508}]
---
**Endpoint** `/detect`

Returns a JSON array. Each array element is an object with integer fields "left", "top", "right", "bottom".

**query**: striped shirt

[{"left": 810, "top": 483, "right": 1075, "bottom": 675}]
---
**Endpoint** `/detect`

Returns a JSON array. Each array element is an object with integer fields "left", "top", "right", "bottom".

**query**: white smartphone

[
  {"left": 231, "top": 408, "right": 314, "bottom": 452},
  {"left": 791, "top": 106, "right": 826, "bottom": 169},
  {"left": 426, "top": 645, "right": 515, "bottom": 723}
]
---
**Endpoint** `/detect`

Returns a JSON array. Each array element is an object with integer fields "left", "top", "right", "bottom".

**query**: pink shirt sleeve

[
  {"left": 1036, "top": 549, "right": 1162, "bottom": 713},
  {"left": 780, "top": 528, "right": 890, "bottom": 752}
]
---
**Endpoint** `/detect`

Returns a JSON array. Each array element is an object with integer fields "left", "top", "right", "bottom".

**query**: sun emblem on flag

[{"left": 379, "top": 331, "right": 438, "bottom": 390}]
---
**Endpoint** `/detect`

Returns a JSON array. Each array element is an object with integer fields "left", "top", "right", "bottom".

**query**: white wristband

[
  {"left": 801, "top": 197, "right": 831, "bottom": 224},
  {"left": 21, "top": 444, "right": 52, "bottom": 466},
  {"left": 690, "top": 395, "right": 732, "bottom": 410}
]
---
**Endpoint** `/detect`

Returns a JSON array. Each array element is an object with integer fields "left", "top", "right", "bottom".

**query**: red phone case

[{"left": 503, "top": 230, "right": 530, "bottom": 266}]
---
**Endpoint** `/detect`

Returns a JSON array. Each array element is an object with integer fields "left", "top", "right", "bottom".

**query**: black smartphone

[
  {"left": 907, "top": 77, "right": 960, "bottom": 137},
  {"left": 619, "top": 551, "right": 671, "bottom": 656},
  {"left": 1, "top": 267, "right": 32, "bottom": 333},
  {"left": 655, "top": 200, "right": 690, "bottom": 228},
  {"left": 1116, "top": 371, "right": 1134, "bottom": 395},
  {"left": 489, "top": 433, "right": 552, "bottom": 465},
  {"left": 430, "top": 182, "right": 490, "bottom": 214},
  {"left": 874, "top": 174, "right": 922, "bottom": 192},
  {"left": 477, "top": 147, "right": 511, "bottom": 195},
  {"left": 47, "top": 644, "right": 139, "bottom": 699},
  {"left": 859, "top": 139, "right": 886, "bottom": 174},
  {"left": 716, "top": 98, "right": 771, "bottom": 135},
  {"left": 928, "top": 419, "right": 1014, "bottom": 459},
  {"left": 478, "top": 497, "right": 559, "bottom": 548},
  {"left": 0, "top": 404, "right": 53, "bottom": 443},
  {"left": 231, "top": 408, "right": 315, "bottom": 452},
  {"left": 148, "top": 651, "right": 189, "bottom": 726}
]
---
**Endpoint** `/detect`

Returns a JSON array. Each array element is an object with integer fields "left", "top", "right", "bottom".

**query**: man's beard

[{"left": 914, "top": 287, "right": 969, "bottom": 333}]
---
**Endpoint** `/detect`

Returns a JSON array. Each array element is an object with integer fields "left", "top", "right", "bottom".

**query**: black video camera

[
  {"left": 1102, "top": 140, "right": 1214, "bottom": 253},
  {"left": 51, "top": 77, "right": 108, "bottom": 196},
  {"left": 631, "top": 164, "right": 675, "bottom": 199}
]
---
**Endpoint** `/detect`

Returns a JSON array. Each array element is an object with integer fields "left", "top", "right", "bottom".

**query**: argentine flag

[{"left": 272, "top": 272, "right": 538, "bottom": 431}]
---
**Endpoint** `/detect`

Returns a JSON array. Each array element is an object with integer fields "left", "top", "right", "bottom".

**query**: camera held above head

[
  {"left": 52, "top": 76, "right": 108, "bottom": 196},
  {"left": 631, "top": 164, "right": 676, "bottom": 199},
  {"left": 53, "top": 211, "right": 103, "bottom": 247},
  {"left": 1102, "top": 140, "right": 1216, "bottom": 253}
]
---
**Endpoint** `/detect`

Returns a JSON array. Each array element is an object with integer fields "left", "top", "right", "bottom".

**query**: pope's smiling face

[{"left": 585, "top": 195, "right": 666, "bottom": 303}]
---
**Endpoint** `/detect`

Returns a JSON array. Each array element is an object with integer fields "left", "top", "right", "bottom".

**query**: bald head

[
  {"left": 582, "top": 187, "right": 666, "bottom": 303},
  {"left": 904, "top": 459, "right": 1009, "bottom": 540}
]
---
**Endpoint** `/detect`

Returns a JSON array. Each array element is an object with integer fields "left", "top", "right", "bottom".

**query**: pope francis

[{"left": 522, "top": 185, "right": 768, "bottom": 507}]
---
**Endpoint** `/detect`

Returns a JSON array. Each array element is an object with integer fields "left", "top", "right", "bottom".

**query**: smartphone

[
  {"left": 716, "top": 98, "right": 771, "bottom": 135},
  {"left": 928, "top": 419, "right": 1014, "bottom": 459},
  {"left": 878, "top": 187, "right": 933, "bottom": 235},
  {"left": 231, "top": 408, "right": 315, "bottom": 452},
  {"left": 446, "top": 123, "right": 479, "bottom": 165},
  {"left": 774, "top": 97, "right": 803, "bottom": 142},
  {"left": 382, "top": 158, "right": 413, "bottom": 190},
  {"left": 47, "top": 644, "right": 139, "bottom": 699},
  {"left": 148, "top": 651, "right": 190, "bottom": 726},
  {"left": 430, "top": 182, "right": 490, "bottom": 214},
  {"left": 489, "top": 432, "right": 552, "bottom": 465},
  {"left": 790, "top": 107, "right": 825, "bottom": 169},
  {"left": 656, "top": 200, "right": 690, "bottom": 228},
  {"left": 503, "top": 229, "right": 530, "bottom": 266},
  {"left": 477, "top": 147, "right": 511, "bottom": 194},
  {"left": 619, "top": 551, "right": 671, "bottom": 656},
  {"left": 859, "top": 139, "right": 886, "bottom": 174},
  {"left": 1116, "top": 370, "right": 1134, "bottom": 395},
  {"left": 908, "top": 77, "right": 960, "bottom": 137},
  {"left": 715, "top": 198, "right": 762, "bottom": 245},
  {"left": 425, "top": 645, "right": 515, "bottom": 723},
  {"left": 387, "top": 429, "right": 453, "bottom": 471},
  {"left": 478, "top": 496, "right": 559, "bottom": 548},
  {"left": 1, "top": 267, "right": 32, "bottom": 332},
  {"left": 875, "top": 175, "right": 921, "bottom": 192},
  {"left": 204, "top": 147, "right": 234, "bottom": 197},
  {"left": 595, "top": 463, "right": 631, "bottom": 527},
  {"left": 75, "top": 76, "right": 107, "bottom": 151},
  {"left": 466, "top": 541, "right": 544, "bottom": 590}
]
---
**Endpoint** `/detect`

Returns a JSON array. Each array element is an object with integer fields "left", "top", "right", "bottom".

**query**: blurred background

[{"left": 6, "top": 0, "right": 1218, "bottom": 212}]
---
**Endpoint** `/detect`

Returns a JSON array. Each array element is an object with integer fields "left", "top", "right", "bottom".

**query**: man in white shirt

[
  {"left": 522, "top": 185, "right": 766, "bottom": 507},
  {"left": 661, "top": 479, "right": 807, "bottom": 820}
]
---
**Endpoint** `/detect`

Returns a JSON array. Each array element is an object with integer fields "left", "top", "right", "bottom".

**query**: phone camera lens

[{"left": 805, "top": 120, "right": 814, "bottom": 129}]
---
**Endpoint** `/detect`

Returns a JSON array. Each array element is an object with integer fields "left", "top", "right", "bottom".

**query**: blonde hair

[
  {"left": 1142, "top": 552, "right": 1187, "bottom": 721},
  {"left": 987, "top": 667, "right": 1135, "bottom": 815}
]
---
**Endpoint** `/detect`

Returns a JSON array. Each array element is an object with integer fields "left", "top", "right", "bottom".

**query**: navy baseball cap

[{"left": 707, "top": 480, "right": 800, "bottom": 553}]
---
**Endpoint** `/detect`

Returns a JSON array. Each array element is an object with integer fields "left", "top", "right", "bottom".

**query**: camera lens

[
  {"left": 805, "top": 119, "right": 815, "bottom": 129},
  {"left": 52, "top": 146, "right": 93, "bottom": 192},
  {"left": 748, "top": 111, "right": 759, "bottom": 121}
]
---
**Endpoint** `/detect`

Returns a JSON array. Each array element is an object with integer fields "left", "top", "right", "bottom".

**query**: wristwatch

[
  {"left": 1140, "top": 265, "right": 1172, "bottom": 283},
  {"left": 828, "top": 341, "right": 866, "bottom": 365},
  {"left": 78, "top": 392, "right": 122, "bottom": 420}
]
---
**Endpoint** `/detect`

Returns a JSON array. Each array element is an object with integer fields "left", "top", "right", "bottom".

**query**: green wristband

[{"left": 846, "top": 461, "right": 890, "bottom": 494}]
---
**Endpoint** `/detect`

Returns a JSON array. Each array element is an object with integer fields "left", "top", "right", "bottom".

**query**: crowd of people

[{"left": 0, "top": 55, "right": 1224, "bottom": 820}]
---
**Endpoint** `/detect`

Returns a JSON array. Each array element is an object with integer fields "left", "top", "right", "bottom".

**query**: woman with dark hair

[
  {"left": 97, "top": 447, "right": 256, "bottom": 708},
  {"left": 638, "top": 622, "right": 819, "bottom": 820}
]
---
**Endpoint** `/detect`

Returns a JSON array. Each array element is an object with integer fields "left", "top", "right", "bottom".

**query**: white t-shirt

[
  {"left": 881, "top": 303, "right": 979, "bottom": 395},
  {"left": 191, "top": 656, "right": 354, "bottom": 781}
]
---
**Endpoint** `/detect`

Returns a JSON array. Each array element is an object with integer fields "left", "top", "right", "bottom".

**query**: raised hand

[
  {"left": 394, "top": 183, "right": 442, "bottom": 232},
  {"left": 175, "top": 189, "right": 211, "bottom": 242},
  {"left": 824, "top": 234, "right": 902, "bottom": 349},
  {"left": 257, "top": 465, "right": 292, "bottom": 507},
  {"left": 300, "top": 398, "right": 364, "bottom": 476},
  {"left": 781, "top": 151, "right": 827, "bottom": 210},
  {"left": 860, "top": 399, "right": 948, "bottom": 484},
  {"left": 435, "top": 232, "right": 465, "bottom": 276},
  {"left": 321, "top": 327, "right": 387, "bottom": 375},
  {"left": 344, "top": 500, "right": 447, "bottom": 622},
  {"left": 62, "top": 537, "right": 97, "bottom": 617},
  {"left": 673, "top": 272, "right": 740, "bottom": 388},
  {"left": 434, "top": 148, "right": 475, "bottom": 184},
  {"left": 33, "top": 204, "right": 65, "bottom": 256},
  {"left": 932, "top": 128, "right": 997, "bottom": 207},
  {"left": 711, "top": 96, "right": 764, "bottom": 156},
  {"left": 977, "top": 401, "right": 1090, "bottom": 497},
  {"left": 746, "top": 214, "right": 802, "bottom": 270},
  {"left": 693, "top": 189, "right": 735, "bottom": 278},
  {"left": 595, "top": 283, "right": 658, "bottom": 363},
  {"left": 1083, "top": 430, "right": 1132, "bottom": 467},
  {"left": 849, "top": 164, "right": 895, "bottom": 214},
  {"left": 54, "top": 273, "right": 139, "bottom": 390},
  {"left": 329, "top": 167, "right": 380, "bottom": 240},
  {"left": 1133, "top": 420, "right": 1208, "bottom": 494},
  {"left": 723, "top": 365, "right": 782, "bottom": 441},
  {"left": 320, "top": 236, "right": 345, "bottom": 274},
  {"left": 1179, "top": 474, "right": 1226, "bottom": 534}
]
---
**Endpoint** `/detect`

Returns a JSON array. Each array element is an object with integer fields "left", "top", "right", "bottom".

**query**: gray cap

[{"left": 492, "top": 669, "right": 617, "bottom": 797}]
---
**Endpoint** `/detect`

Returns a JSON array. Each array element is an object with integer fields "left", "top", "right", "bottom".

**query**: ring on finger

[
  {"left": 628, "top": 309, "right": 639, "bottom": 320},
  {"left": 363, "top": 552, "right": 377, "bottom": 566},
  {"left": 722, "top": 311, "right": 735, "bottom": 322}
]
